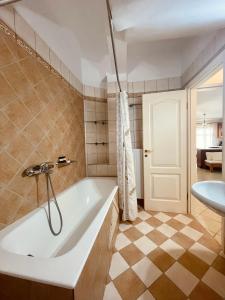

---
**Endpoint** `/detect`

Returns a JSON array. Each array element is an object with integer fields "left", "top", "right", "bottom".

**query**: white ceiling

[
  {"left": 197, "top": 87, "right": 223, "bottom": 121},
  {"left": 111, "top": 0, "right": 225, "bottom": 43},
  {"left": 11, "top": 0, "right": 225, "bottom": 85}
]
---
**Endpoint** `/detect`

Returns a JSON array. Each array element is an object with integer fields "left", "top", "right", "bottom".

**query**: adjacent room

[{"left": 192, "top": 68, "right": 223, "bottom": 243}]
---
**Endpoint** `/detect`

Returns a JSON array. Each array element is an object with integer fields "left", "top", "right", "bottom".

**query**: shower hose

[{"left": 45, "top": 172, "right": 63, "bottom": 236}]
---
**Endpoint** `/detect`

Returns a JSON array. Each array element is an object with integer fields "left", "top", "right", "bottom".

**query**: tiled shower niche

[{"left": 84, "top": 98, "right": 109, "bottom": 165}]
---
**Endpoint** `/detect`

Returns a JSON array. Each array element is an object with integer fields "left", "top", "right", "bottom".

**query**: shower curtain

[{"left": 117, "top": 91, "right": 138, "bottom": 221}]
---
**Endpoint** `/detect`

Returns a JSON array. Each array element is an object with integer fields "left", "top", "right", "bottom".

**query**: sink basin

[{"left": 191, "top": 181, "right": 225, "bottom": 217}]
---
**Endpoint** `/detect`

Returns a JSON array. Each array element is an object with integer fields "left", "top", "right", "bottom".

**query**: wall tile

[
  {"left": 15, "top": 12, "right": 35, "bottom": 49},
  {"left": 61, "top": 63, "right": 70, "bottom": 83},
  {"left": 49, "top": 50, "right": 61, "bottom": 74},
  {"left": 169, "top": 77, "right": 181, "bottom": 90},
  {"left": 0, "top": 6, "right": 15, "bottom": 30},
  {"left": 36, "top": 34, "right": 50, "bottom": 63},
  {"left": 145, "top": 80, "right": 157, "bottom": 93},
  {"left": 0, "top": 24, "right": 86, "bottom": 227},
  {"left": 133, "top": 81, "right": 144, "bottom": 93},
  {"left": 157, "top": 78, "right": 169, "bottom": 91},
  {"left": 107, "top": 82, "right": 116, "bottom": 94},
  {"left": 84, "top": 85, "right": 95, "bottom": 97}
]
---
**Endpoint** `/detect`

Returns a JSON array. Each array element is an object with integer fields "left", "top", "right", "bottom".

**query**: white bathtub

[{"left": 0, "top": 177, "right": 118, "bottom": 288}]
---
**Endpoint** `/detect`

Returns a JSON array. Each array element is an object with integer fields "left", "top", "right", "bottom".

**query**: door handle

[{"left": 144, "top": 149, "right": 152, "bottom": 153}]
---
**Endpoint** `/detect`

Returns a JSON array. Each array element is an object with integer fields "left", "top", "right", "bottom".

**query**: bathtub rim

[{"left": 0, "top": 177, "right": 118, "bottom": 289}]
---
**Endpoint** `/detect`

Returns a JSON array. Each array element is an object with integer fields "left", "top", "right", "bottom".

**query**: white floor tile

[
  {"left": 134, "top": 236, "right": 157, "bottom": 255},
  {"left": 160, "top": 239, "right": 185, "bottom": 259},
  {"left": 137, "top": 290, "right": 155, "bottom": 300},
  {"left": 132, "top": 257, "right": 162, "bottom": 287},
  {"left": 166, "top": 262, "right": 199, "bottom": 296},
  {"left": 135, "top": 222, "right": 154, "bottom": 234},
  {"left": 115, "top": 233, "right": 131, "bottom": 250},
  {"left": 157, "top": 224, "right": 177, "bottom": 237},
  {"left": 154, "top": 212, "right": 171, "bottom": 222},
  {"left": 138, "top": 211, "right": 151, "bottom": 220},
  {"left": 103, "top": 282, "right": 122, "bottom": 300},
  {"left": 109, "top": 252, "right": 129, "bottom": 280},
  {"left": 189, "top": 242, "right": 217, "bottom": 265},
  {"left": 202, "top": 267, "right": 225, "bottom": 298},
  {"left": 174, "top": 214, "right": 192, "bottom": 225},
  {"left": 180, "top": 226, "right": 203, "bottom": 241},
  {"left": 119, "top": 223, "right": 132, "bottom": 232}
]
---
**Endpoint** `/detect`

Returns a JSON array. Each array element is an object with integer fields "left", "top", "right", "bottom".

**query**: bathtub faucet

[{"left": 22, "top": 162, "right": 55, "bottom": 177}]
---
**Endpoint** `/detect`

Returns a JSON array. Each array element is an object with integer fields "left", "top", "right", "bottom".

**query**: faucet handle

[
  {"left": 22, "top": 165, "right": 42, "bottom": 177},
  {"left": 40, "top": 162, "right": 55, "bottom": 173}
]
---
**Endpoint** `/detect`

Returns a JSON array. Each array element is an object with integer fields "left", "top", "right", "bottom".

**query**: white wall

[
  {"left": 127, "top": 39, "right": 183, "bottom": 82},
  {"left": 12, "top": 0, "right": 110, "bottom": 87},
  {"left": 181, "top": 32, "right": 216, "bottom": 73}
]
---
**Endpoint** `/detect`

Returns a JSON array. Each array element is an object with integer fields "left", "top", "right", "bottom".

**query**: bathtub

[{"left": 0, "top": 177, "right": 118, "bottom": 289}]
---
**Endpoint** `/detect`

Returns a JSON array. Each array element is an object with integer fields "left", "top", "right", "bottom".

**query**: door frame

[{"left": 186, "top": 50, "right": 225, "bottom": 214}]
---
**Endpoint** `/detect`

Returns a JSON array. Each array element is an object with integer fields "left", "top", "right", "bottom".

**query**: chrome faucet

[{"left": 22, "top": 162, "right": 54, "bottom": 177}]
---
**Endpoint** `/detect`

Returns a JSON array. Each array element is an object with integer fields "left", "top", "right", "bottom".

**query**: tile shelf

[
  {"left": 85, "top": 120, "right": 108, "bottom": 125},
  {"left": 86, "top": 142, "right": 108, "bottom": 145}
]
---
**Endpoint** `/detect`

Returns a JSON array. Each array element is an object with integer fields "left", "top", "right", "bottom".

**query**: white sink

[{"left": 191, "top": 181, "right": 225, "bottom": 216}]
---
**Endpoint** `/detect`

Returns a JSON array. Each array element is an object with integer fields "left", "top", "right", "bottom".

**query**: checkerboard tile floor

[{"left": 104, "top": 210, "right": 225, "bottom": 300}]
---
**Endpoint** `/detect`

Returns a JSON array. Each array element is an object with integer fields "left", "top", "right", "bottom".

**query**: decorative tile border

[{"left": 0, "top": 19, "right": 83, "bottom": 98}]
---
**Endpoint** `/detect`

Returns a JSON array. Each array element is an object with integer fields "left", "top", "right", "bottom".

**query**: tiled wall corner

[{"left": 83, "top": 85, "right": 110, "bottom": 176}]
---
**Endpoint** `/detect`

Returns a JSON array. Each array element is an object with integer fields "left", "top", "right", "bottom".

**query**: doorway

[
  {"left": 190, "top": 67, "right": 223, "bottom": 243},
  {"left": 143, "top": 90, "right": 187, "bottom": 213}
]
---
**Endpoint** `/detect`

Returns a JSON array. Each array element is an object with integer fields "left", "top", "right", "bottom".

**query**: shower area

[{"left": 84, "top": 85, "right": 117, "bottom": 177}]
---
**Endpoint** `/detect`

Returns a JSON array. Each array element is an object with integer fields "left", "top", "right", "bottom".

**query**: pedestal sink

[
  {"left": 191, "top": 181, "right": 225, "bottom": 216},
  {"left": 191, "top": 180, "right": 225, "bottom": 253}
]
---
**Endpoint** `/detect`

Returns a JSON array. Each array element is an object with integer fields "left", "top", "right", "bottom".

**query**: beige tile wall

[{"left": 0, "top": 21, "right": 86, "bottom": 228}]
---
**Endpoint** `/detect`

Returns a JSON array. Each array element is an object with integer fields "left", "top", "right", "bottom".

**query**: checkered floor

[{"left": 104, "top": 210, "right": 225, "bottom": 300}]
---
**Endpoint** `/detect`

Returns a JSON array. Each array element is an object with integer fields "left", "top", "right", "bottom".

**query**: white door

[{"left": 143, "top": 90, "right": 187, "bottom": 213}]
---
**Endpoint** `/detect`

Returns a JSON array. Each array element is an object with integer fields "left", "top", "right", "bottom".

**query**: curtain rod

[{"left": 106, "top": 0, "right": 122, "bottom": 92}]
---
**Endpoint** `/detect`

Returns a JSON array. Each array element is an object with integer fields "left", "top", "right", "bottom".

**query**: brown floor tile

[
  {"left": 149, "top": 275, "right": 186, "bottom": 300},
  {"left": 146, "top": 230, "right": 168, "bottom": 245},
  {"left": 131, "top": 217, "right": 142, "bottom": 225},
  {"left": 148, "top": 210, "right": 158, "bottom": 216},
  {"left": 120, "top": 244, "right": 145, "bottom": 266},
  {"left": 113, "top": 269, "right": 146, "bottom": 300},
  {"left": 124, "top": 227, "right": 143, "bottom": 242},
  {"left": 178, "top": 251, "right": 209, "bottom": 279},
  {"left": 189, "top": 281, "right": 223, "bottom": 300},
  {"left": 166, "top": 219, "right": 185, "bottom": 231},
  {"left": 171, "top": 232, "right": 195, "bottom": 249},
  {"left": 189, "top": 219, "right": 208, "bottom": 234},
  {"left": 212, "top": 255, "right": 225, "bottom": 276},
  {"left": 148, "top": 248, "right": 175, "bottom": 272},
  {"left": 198, "top": 235, "right": 221, "bottom": 254},
  {"left": 166, "top": 212, "right": 178, "bottom": 218},
  {"left": 146, "top": 217, "right": 163, "bottom": 228}
]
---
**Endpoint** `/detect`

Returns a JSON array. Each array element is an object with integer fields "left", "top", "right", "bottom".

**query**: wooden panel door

[{"left": 143, "top": 90, "right": 187, "bottom": 213}]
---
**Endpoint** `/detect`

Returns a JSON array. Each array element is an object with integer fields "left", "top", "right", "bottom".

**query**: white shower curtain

[{"left": 117, "top": 91, "right": 138, "bottom": 221}]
